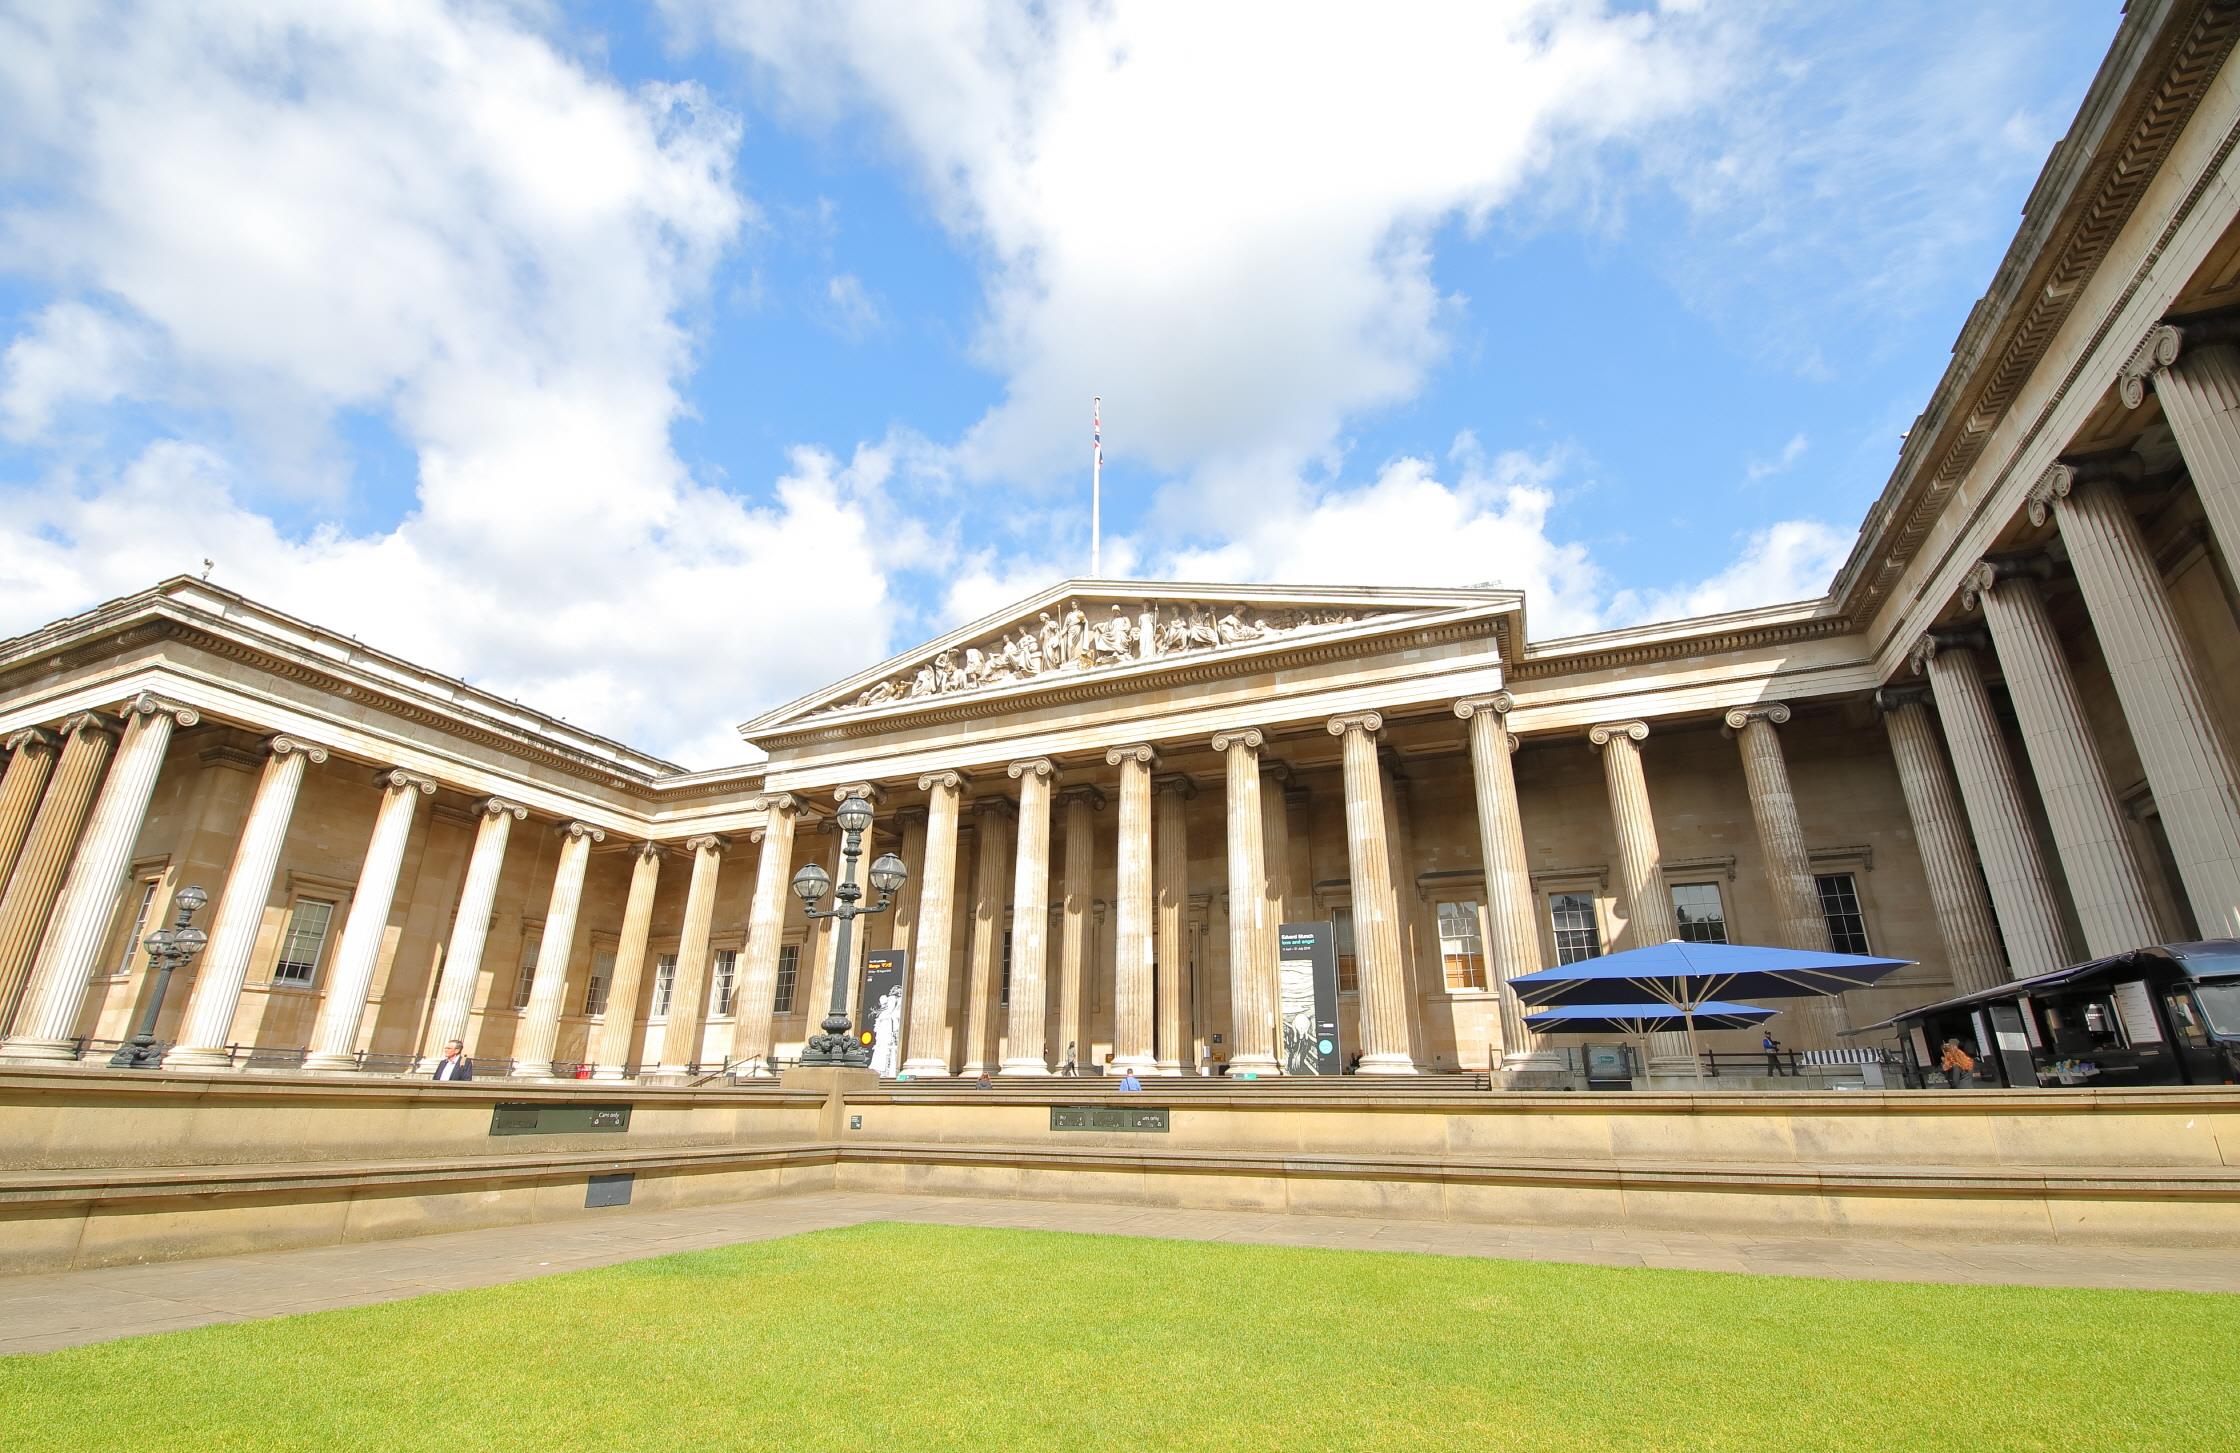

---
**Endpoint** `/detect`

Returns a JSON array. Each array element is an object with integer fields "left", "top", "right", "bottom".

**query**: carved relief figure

[{"left": 1063, "top": 600, "right": 1091, "bottom": 668}]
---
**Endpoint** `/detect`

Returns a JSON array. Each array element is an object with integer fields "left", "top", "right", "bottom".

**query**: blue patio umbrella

[{"left": 1523, "top": 1002, "right": 1780, "bottom": 1036}]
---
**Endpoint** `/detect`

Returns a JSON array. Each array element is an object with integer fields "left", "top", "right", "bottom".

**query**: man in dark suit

[{"left": 433, "top": 1038, "right": 474, "bottom": 1081}]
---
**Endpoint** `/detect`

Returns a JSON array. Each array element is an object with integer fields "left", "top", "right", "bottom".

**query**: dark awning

[{"left": 1846, "top": 940, "right": 2240, "bottom": 1036}]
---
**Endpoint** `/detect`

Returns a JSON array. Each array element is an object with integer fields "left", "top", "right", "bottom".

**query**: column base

[
  {"left": 1111, "top": 1053, "right": 1157, "bottom": 1075},
  {"left": 0, "top": 1037, "right": 80, "bottom": 1064},
  {"left": 510, "top": 1061, "right": 560, "bottom": 1080},
  {"left": 998, "top": 1056, "right": 1049, "bottom": 1076},
  {"left": 957, "top": 1061, "right": 988, "bottom": 1079},
  {"left": 899, "top": 1058, "right": 950, "bottom": 1078},
  {"left": 161, "top": 1046, "right": 238, "bottom": 1072},
  {"left": 589, "top": 1065, "right": 631, "bottom": 1082},
  {"left": 1226, "top": 1054, "right": 1281, "bottom": 1077},
  {"left": 1354, "top": 1052, "right": 1418, "bottom": 1076},
  {"left": 1500, "top": 1050, "right": 1573, "bottom": 1072},
  {"left": 299, "top": 1051, "right": 363, "bottom": 1073}
]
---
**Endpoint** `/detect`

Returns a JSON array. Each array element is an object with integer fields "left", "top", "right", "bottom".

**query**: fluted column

[
  {"left": 1590, "top": 720, "right": 1686, "bottom": 1064},
  {"left": 0, "top": 715, "right": 115, "bottom": 1033},
  {"left": 901, "top": 772, "right": 965, "bottom": 1076},
  {"left": 1055, "top": 786, "right": 1101, "bottom": 1071},
  {"left": 410, "top": 797, "right": 528, "bottom": 1071},
  {"left": 731, "top": 793, "right": 804, "bottom": 1070},
  {"left": 2033, "top": 460, "right": 2240, "bottom": 938},
  {"left": 886, "top": 807, "right": 928, "bottom": 957},
  {"left": 166, "top": 736, "right": 330, "bottom": 1068},
  {"left": 510, "top": 821, "right": 604, "bottom": 1078},
  {"left": 651, "top": 834, "right": 727, "bottom": 1076},
  {"left": 1212, "top": 728, "right": 1279, "bottom": 1075},
  {"left": 960, "top": 797, "right": 1014, "bottom": 1075},
  {"left": 1877, "top": 689, "right": 2008, "bottom": 994},
  {"left": 1108, "top": 743, "right": 1158, "bottom": 1075},
  {"left": 1001, "top": 758, "right": 1056, "bottom": 1075},
  {"left": 1328, "top": 713, "right": 1414, "bottom": 1075},
  {"left": 4, "top": 696, "right": 196, "bottom": 1060},
  {"left": 591, "top": 842, "right": 662, "bottom": 1079},
  {"left": 1912, "top": 633, "right": 2073, "bottom": 975},
  {"left": 1258, "top": 762, "right": 1296, "bottom": 1060},
  {"left": 1724, "top": 703, "right": 1842, "bottom": 1045},
  {"left": 300, "top": 768, "right": 438, "bottom": 1071},
  {"left": 1456, "top": 695, "right": 1544, "bottom": 1066},
  {"left": 0, "top": 728, "right": 59, "bottom": 893},
  {"left": 2121, "top": 317, "right": 2240, "bottom": 575},
  {"left": 1963, "top": 560, "right": 2161, "bottom": 955},
  {"left": 1152, "top": 772, "right": 1194, "bottom": 1074}
]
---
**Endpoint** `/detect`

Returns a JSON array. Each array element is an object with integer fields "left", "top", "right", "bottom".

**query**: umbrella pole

[{"left": 1686, "top": 1008, "right": 1706, "bottom": 1084}]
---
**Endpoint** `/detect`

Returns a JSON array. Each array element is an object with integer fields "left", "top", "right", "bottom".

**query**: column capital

[
  {"left": 1721, "top": 702, "right": 1791, "bottom": 732},
  {"left": 2027, "top": 451, "right": 2142, "bottom": 525},
  {"left": 560, "top": 820, "right": 607, "bottom": 844},
  {"left": 55, "top": 710, "right": 120, "bottom": 742},
  {"left": 915, "top": 769, "right": 970, "bottom": 793},
  {"left": 1153, "top": 772, "right": 1198, "bottom": 800},
  {"left": 1873, "top": 684, "right": 1931, "bottom": 713},
  {"left": 1586, "top": 719, "right": 1648, "bottom": 748},
  {"left": 1325, "top": 711, "right": 1382, "bottom": 738},
  {"left": 1257, "top": 756, "right": 1294, "bottom": 787},
  {"left": 1007, "top": 756, "right": 1057, "bottom": 782},
  {"left": 1209, "top": 726, "right": 1264, "bottom": 752},
  {"left": 890, "top": 804, "right": 929, "bottom": 827},
  {"left": 630, "top": 839, "right": 664, "bottom": 861},
  {"left": 972, "top": 795, "right": 1017, "bottom": 824},
  {"left": 1451, "top": 691, "right": 1516, "bottom": 720},
  {"left": 1909, "top": 627, "right": 1989, "bottom": 675},
  {"left": 830, "top": 781, "right": 883, "bottom": 806},
  {"left": 378, "top": 767, "right": 440, "bottom": 796},
  {"left": 749, "top": 790, "right": 806, "bottom": 817},
  {"left": 476, "top": 796, "right": 529, "bottom": 821},
  {"left": 4, "top": 726, "right": 59, "bottom": 757},
  {"left": 1056, "top": 783, "right": 1106, "bottom": 811},
  {"left": 2120, "top": 310, "right": 2240, "bottom": 408},
  {"left": 124, "top": 692, "right": 201, "bottom": 728},
  {"left": 683, "top": 833, "right": 728, "bottom": 854},
  {"left": 268, "top": 735, "right": 330, "bottom": 764},
  {"left": 1960, "top": 554, "right": 2055, "bottom": 612},
  {"left": 1105, "top": 742, "right": 1160, "bottom": 768}
]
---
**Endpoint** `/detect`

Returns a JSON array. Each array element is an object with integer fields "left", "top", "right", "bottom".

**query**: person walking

[
  {"left": 432, "top": 1038, "right": 473, "bottom": 1082},
  {"left": 1762, "top": 1032, "right": 1788, "bottom": 1077},
  {"left": 1117, "top": 1068, "right": 1143, "bottom": 1092},
  {"left": 1939, "top": 1038, "right": 1975, "bottom": 1089}
]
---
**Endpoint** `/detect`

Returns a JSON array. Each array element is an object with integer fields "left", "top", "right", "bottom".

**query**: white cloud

[
  {"left": 1745, "top": 432, "right": 1809, "bottom": 482},
  {"left": 822, "top": 272, "right": 884, "bottom": 341},
  {"left": 1607, "top": 519, "right": 1852, "bottom": 624},
  {"left": 0, "top": 302, "right": 154, "bottom": 441}
]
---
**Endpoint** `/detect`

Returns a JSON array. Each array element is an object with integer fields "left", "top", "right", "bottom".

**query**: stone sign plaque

[
  {"left": 489, "top": 1102, "right": 633, "bottom": 1136},
  {"left": 1050, "top": 1105, "right": 1169, "bottom": 1133}
]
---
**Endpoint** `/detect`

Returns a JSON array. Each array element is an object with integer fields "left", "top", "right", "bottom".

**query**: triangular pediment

[{"left": 740, "top": 579, "right": 1523, "bottom": 740}]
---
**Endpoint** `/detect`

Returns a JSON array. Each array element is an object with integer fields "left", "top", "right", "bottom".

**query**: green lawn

[{"left": 6, "top": 1223, "right": 2236, "bottom": 1451}]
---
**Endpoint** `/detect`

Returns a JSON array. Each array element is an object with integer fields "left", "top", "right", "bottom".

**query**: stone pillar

[
  {"left": 1107, "top": 743, "right": 1159, "bottom": 1075},
  {"left": 901, "top": 773, "right": 966, "bottom": 1076},
  {"left": 166, "top": 736, "right": 329, "bottom": 1068},
  {"left": 3, "top": 696, "right": 197, "bottom": 1060},
  {"left": 2120, "top": 317, "right": 2240, "bottom": 575},
  {"left": 1213, "top": 728, "right": 1280, "bottom": 1075},
  {"left": 510, "top": 821, "right": 604, "bottom": 1078},
  {"left": 1001, "top": 758, "right": 1056, "bottom": 1075},
  {"left": 300, "top": 768, "right": 438, "bottom": 1071},
  {"left": 652, "top": 834, "right": 727, "bottom": 1076},
  {"left": 591, "top": 842, "right": 663, "bottom": 1079},
  {"left": 410, "top": 797, "right": 527, "bottom": 1071},
  {"left": 960, "top": 797, "right": 1014, "bottom": 1076},
  {"left": 1589, "top": 719, "right": 1687, "bottom": 1064},
  {"left": 1258, "top": 761, "right": 1296, "bottom": 1058},
  {"left": 1877, "top": 689, "right": 2008, "bottom": 995},
  {"left": 1377, "top": 755, "right": 1432, "bottom": 1064},
  {"left": 1055, "top": 786, "right": 1101, "bottom": 1073},
  {"left": 1724, "top": 703, "right": 1843, "bottom": 1045},
  {"left": 1912, "top": 633, "right": 2073, "bottom": 975},
  {"left": 1455, "top": 695, "right": 1546, "bottom": 1067},
  {"left": 1327, "top": 713, "right": 1414, "bottom": 1075},
  {"left": 1152, "top": 772, "right": 1195, "bottom": 1074},
  {"left": 2033, "top": 460, "right": 2240, "bottom": 939},
  {"left": 0, "top": 715, "right": 116, "bottom": 1033},
  {"left": 731, "top": 793, "right": 804, "bottom": 1070},
  {"left": 1963, "top": 560, "right": 2162, "bottom": 955},
  {"left": 886, "top": 807, "right": 928, "bottom": 957},
  {"left": 0, "top": 728, "right": 59, "bottom": 893}
]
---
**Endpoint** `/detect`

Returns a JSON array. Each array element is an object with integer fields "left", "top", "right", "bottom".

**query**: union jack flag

[{"left": 1093, "top": 397, "right": 1102, "bottom": 468}]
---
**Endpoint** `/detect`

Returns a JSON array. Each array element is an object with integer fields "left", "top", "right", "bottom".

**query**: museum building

[{"left": 4, "top": 0, "right": 2240, "bottom": 1090}]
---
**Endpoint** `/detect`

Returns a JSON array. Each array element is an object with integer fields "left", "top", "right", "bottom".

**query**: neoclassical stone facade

[{"left": 3, "top": 0, "right": 2240, "bottom": 1082}]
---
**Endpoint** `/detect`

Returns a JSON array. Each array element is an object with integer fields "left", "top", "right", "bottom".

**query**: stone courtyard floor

[{"left": 6, "top": 1190, "right": 2238, "bottom": 1356}]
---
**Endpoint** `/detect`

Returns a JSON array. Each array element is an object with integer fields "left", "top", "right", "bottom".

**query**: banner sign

[
  {"left": 490, "top": 1103, "right": 631, "bottom": 1136},
  {"left": 1277, "top": 921, "right": 1342, "bottom": 1075},
  {"left": 859, "top": 950, "right": 907, "bottom": 1076}
]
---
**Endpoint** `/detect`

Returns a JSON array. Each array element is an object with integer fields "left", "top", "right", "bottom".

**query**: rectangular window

[
  {"left": 582, "top": 949, "right": 614, "bottom": 1017},
  {"left": 1000, "top": 931, "right": 1012, "bottom": 1006},
  {"left": 651, "top": 953, "right": 677, "bottom": 1018},
  {"left": 1671, "top": 882, "right": 1729, "bottom": 944},
  {"left": 711, "top": 949, "right": 738, "bottom": 1017},
  {"left": 1548, "top": 892, "right": 1600, "bottom": 966},
  {"left": 1436, "top": 901, "right": 1487, "bottom": 991},
  {"left": 273, "top": 898, "right": 335, "bottom": 986},
  {"left": 512, "top": 931, "right": 543, "bottom": 1011},
  {"left": 772, "top": 944, "right": 799, "bottom": 1014},
  {"left": 112, "top": 878, "right": 158, "bottom": 977},
  {"left": 1332, "top": 907, "right": 1358, "bottom": 993},
  {"left": 1815, "top": 873, "right": 1871, "bottom": 955}
]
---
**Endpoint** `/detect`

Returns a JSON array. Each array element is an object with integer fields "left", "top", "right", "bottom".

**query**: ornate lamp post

[
  {"left": 791, "top": 794, "right": 908, "bottom": 1067},
  {"left": 110, "top": 885, "right": 209, "bottom": 1068}
]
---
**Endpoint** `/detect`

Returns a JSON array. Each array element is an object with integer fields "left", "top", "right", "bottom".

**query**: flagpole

[{"left": 1091, "top": 395, "right": 1103, "bottom": 577}]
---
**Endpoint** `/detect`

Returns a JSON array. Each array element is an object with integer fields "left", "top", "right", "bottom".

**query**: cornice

[{"left": 1511, "top": 611, "right": 1854, "bottom": 680}]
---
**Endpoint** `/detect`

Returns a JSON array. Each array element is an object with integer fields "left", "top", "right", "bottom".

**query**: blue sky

[{"left": 0, "top": 2, "right": 2118, "bottom": 765}]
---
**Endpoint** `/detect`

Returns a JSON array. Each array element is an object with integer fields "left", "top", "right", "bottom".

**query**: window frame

[
  {"left": 1669, "top": 881, "right": 1731, "bottom": 945},
  {"left": 772, "top": 941, "right": 801, "bottom": 1015},
  {"left": 267, "top": 873, "right": 354, "bottom": 991},
  {"left": 102, "top": 864, "right": 167, "bottom": 980},
  {"left": 710, "top": 947, "right": 739, "bottom": 1019},
  {"left": 512, "top": 925, "right": 544, "bottom": 1012},
  {"left": 1434, "top": 899, "right": 1489, "bottom": 992},
  {"left": 581, "top": 946, "right": 615, "bottom": 1018},
  {"left": 1813, "top": 871, "right": 1872, "bottom": 956},
  {"left": 650, "top": 951, "right": 678, "bottom": 1020}
]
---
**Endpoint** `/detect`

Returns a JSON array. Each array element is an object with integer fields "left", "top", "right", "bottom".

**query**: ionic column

[
  {"left": 901, "top": 772, "right": 966, "bottom": 1076},
  {"left": 1456, "top": 695, "right": 1544, "bottom": 1066},
  {"left": 411, "top": 797, "right": 527, "bottom": 1071},
  {"left": 885, "top": 807, "right": 928, "bottom": 957},
  {"left": 3, "top": 696, "right": 197, "bottom": 1060},
  {"left": 300, "top": 768, "right": 438, "bottom": 1071},
  {"left": 591, "top": 842, "right": 662, "bottom": 1079},
  {"left": 1724, "top": 703, "right": 1842, "bottom": 1046},
  {"left": 0, "top": 728, "right": 60, "bottom": 892},
  {"left": 731, "top": 793, "right": 804, "bottom": 1070},
  {"left": 1877, "top": 689, "right": 2007, "bottom": 995},
  {"left": 1152, "top": 772, "right": 1195, "bottom": 1074},
  {"left": 510, "top": 821, "right": 603, "bottom": 1078},
  {"left": 166, "top": 736, "right": 329, "bottom": 1068},
  {"left": 1001, "top": 758, "right": 1056, "bottom": 1075},
  {"left": 0, "top": 716, "right": 114, "bottom": 1032},
  {"left": 2120, "top": 316, "right": 2240, "bottom": 575},
  {"left": 1107, "top": 743, "right": 1158, "bottom": 1075},
  {"left": 1213, "top": 728, "right": 1279, "bottom": 1075},
  {"left": 652, "top": 834, "right": 728, "bottom": 1076},
  {"left": 1055, "top": 786, "right": 1101, "bottom": 1072},
  {"left": 1327, "top": 713, "right": 1414, "bottom": 1075},
  {"left": 1912, "top": 633, "right": 2073, "bottom": 975},
  {"left": 1962, "top": 560, "right": 2162, "bottom": 955},
  {"left": 2033, "top": 460, "right": 2240, "bottom": 938},
  {"left": 960, "top": 797, "right": 1014, "bottom": 1076},
  {"left": 1589, "top": 720, "right": 1686, "bottom": 1064},
  {"left": 1258, "top": 763, "right": 1296, "bottom": 1059}
]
